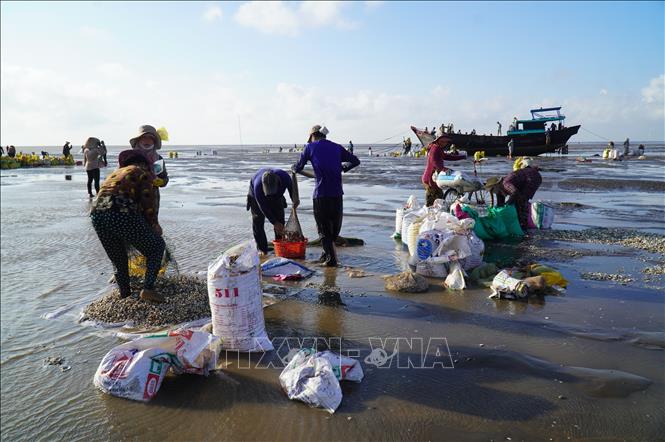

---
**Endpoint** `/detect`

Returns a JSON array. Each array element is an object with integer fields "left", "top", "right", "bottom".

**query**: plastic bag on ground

[
  {"left": 460, "top": 231, "right": 484, "bottom": 271},
  {"left": 93, "top": 329, "right": 220, "bottom": 402},
  {"left": 401, "top": 207, "right": 427, "bottom": 245},
  {"left": 462, "top": 205, "right": 523, "bottom": 240},
  {"left": 279, "top": 349, "right": 364, "bottom": 414},
  {"left": 490, "top": 270, "right": 528, "bottom": 299},
  {"left": 261, "top": 257, "right": 313, "bottom": 279},
  {"left": 527, "top": 264, "right": 568, "bottom": 288},
  {"left": 405, "top": 195, "right": 419, "bottom": 210},
  {"left": 468, "top": 262, "right": 499, "bottom": 286},
  {"left": 433, "top": 234, "right": 472, "bottom": 263},
  {"left": 384, "top": 271, "right": 429, "bottom": 293},
  {"left": 416, "top": 259, "right": 448, "bottom": 278},
  {"left": 444, "top": 261, "right": 466, "bottom": 290},
  {"left": 528, "top": 201, "right": 555, "bottom": 229},
  {"left": 394, "top": 208, "right": 404, "bottom": 237},
  {"left": 207, "top": 241, "right": 273, "bottom": 352},
  {"left": 407, "top": 221, "right": 423, "bottom": 256}
]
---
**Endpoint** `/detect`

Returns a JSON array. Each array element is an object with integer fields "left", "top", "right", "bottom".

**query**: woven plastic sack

[
  {"left": 93, "top": 329, "right": 220, "bottom": 402},
  {"left": 207, "top": 241, "right": 273, "bottom": 352}
]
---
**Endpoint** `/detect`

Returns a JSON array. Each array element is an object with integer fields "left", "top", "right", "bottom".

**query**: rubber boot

[
  {"left": 324, "top": 243, "right": 338, "bottom": 267},
  {"left": 140, "top": 289, "right": 165, "bottom": 303}
]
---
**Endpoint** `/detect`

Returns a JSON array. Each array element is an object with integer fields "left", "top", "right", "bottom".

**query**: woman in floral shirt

[{"left": 90, "top": 150, "right": 165, "bottom": 303}]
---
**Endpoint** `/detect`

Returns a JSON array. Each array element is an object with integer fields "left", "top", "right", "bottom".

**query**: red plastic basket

[{"left": 273, "top": 239, "right": 308, "bottom": 259}]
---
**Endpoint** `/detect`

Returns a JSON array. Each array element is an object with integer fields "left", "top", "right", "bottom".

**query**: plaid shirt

[{"left": 502, "top": 166, "right": 542, "bottom": 200}]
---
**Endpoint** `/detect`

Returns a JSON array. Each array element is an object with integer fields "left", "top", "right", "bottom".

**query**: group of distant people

[{"left": 602, "top": 138, "right": 645, "bottom": 160}]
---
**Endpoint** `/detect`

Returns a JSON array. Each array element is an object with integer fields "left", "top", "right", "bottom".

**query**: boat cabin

[{"left": 507, "top": 106, "right": 566, "bottom": 135}]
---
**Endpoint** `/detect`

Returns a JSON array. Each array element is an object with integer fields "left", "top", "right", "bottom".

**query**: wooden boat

[{"left": 412, "top": 107, "right": 580, "bottom": 157}]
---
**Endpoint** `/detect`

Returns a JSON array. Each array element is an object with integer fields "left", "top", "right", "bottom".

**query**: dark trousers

[
  {"left": 313, "top": 196, "right": 343, "bottom": 262},
  {"left": 87, "top": 168, "right": 100, "bottom": 196},
  {"left": 497, "top": 192, "right": 529, "bottom": 230},
  {"left": 247, "top": 195, "right": 285, "bottom": 253},
  {"left": 91, "top": 210, "right": 165, "bottom": 293},
  {"left": 424, "top": 184, "right": 443, "bottom": 207}
]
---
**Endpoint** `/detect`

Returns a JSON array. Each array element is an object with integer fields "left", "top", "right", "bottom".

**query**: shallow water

[{"left": 1, "top": 142, "right": 664, "bottom": 441}]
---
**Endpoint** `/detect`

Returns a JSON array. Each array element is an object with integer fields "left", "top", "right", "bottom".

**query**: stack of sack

[{"left": 395, "top": 196, "right": 486, "bottom": 288}]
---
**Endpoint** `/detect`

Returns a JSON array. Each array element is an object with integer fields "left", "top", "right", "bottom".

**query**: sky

[{"left": 1, "top": 1, "right": 663, "bottom": 146}]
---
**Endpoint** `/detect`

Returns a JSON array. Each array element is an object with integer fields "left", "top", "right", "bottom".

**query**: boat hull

[{"left": 411, "top": 125, "right": 580, "bottom": 157}]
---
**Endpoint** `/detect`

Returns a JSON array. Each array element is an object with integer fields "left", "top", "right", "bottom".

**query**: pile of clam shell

[{"left": 81, "top": 275, "right": 210, "bottom": 327}]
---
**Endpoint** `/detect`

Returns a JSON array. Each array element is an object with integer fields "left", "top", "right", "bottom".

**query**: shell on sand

[{"left": 81, "top": 275, "right": 210, "bottom": 327}]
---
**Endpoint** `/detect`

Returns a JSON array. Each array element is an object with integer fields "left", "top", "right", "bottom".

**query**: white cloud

[
  {"left": 234, "top": 1, "right": 299, "bottom": 36},
  {"left": 641, "top": 74, "right": 664, "bottom": 119},
  {"left": 2, "top": 61, "right": 663, "bottom": 146},
  {"left": 203, "top": 4, "right": 223, "bottom": 22},
  {"left": 234, "top": 1, "right": 357, "bottom": 36},
  {"left": 599, "top": 89, "right": 608, "bottom": 95}
]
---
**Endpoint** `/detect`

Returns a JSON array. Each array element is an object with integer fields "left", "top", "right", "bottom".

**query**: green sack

[
  {"left": 461, "top": 205, "right": 523, "bottom": 240},
  {"left": 490, "top": 205, "right": 524, "bottom": 238}
]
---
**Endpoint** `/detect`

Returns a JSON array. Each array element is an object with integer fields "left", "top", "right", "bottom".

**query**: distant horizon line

[{"left": 3, "top": 140, "right": 664, "bottom": 149}]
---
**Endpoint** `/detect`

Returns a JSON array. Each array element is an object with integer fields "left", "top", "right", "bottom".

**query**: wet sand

[{"left": 1, "top": 143, "right": 664, "bottom": 441}]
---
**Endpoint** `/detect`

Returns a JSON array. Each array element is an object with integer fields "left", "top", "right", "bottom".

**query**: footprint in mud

[{"left": 459, "top": 349, "right": 651, "bottom": 399}]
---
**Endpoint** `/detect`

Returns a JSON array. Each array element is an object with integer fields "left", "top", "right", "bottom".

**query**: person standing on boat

[
  {"left": 247, "top": 168, "right": 297, "bottom": 256},
  {"left": 497, "top": 122, "right": 502, "bottom": 136},
  {"left": 292, "top": 125, "right": 360, "bottom": 267},
  {"left": 507, "top": 138, "right": 515, "bottom": 159}
]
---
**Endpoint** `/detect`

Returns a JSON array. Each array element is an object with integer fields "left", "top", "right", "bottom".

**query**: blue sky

[{"left": 1, "top": 1, "right": 663, "bottom": 146}]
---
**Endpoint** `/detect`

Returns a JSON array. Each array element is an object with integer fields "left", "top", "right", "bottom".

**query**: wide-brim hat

[
  {"left": 484, "top": 176, "right": 503, "bottom": 191},
  {"left": 307, "top": 125, "right": 329, "bottom": 143},
  {"left": 129, "top": 125, "right": 162, "bottom": 150},
  {"left": 118, "top": 149, "right": 150, "bottom": 168}
]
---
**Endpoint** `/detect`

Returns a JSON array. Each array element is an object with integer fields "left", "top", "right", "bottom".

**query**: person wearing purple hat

[{"left": 90, "top": 149, "right": 165, "bottom": 303}]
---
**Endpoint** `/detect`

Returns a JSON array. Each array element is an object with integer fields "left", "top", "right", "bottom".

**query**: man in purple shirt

[
  {"left": 292, "top": 125, "right": 360, "bottom": 267},
  {"left": 247, "top": 168, "right": 297, "bottom": 255}
]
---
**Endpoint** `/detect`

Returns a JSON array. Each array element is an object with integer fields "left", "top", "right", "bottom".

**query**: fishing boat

[{"left": 412, "top": 107, "right": 580, "bottom": 157}]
